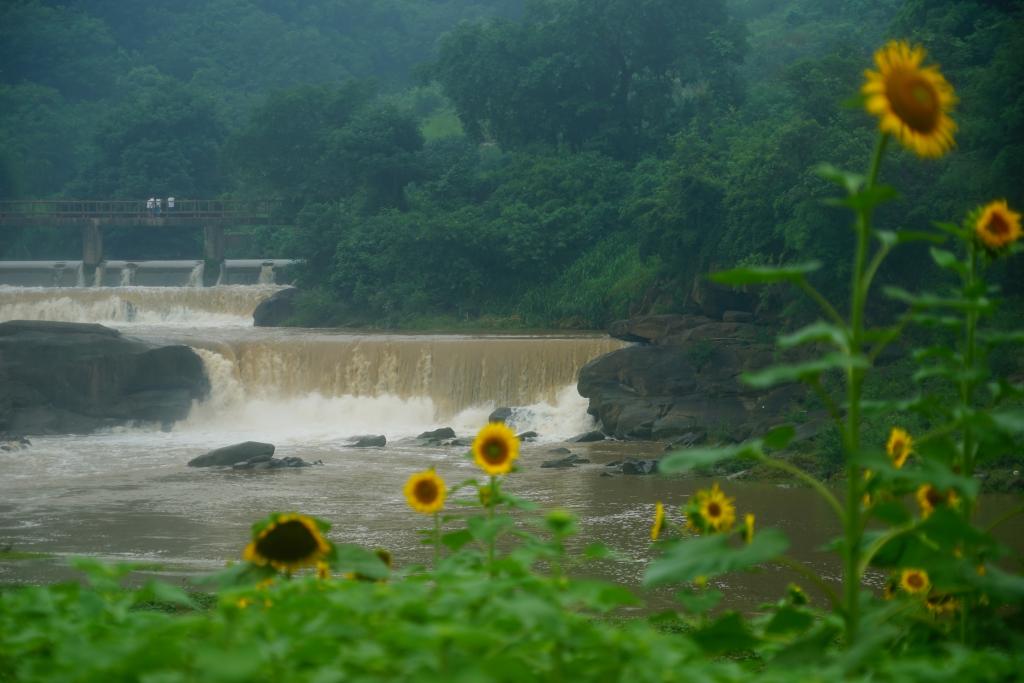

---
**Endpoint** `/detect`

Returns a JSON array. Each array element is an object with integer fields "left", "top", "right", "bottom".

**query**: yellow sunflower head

[
  {"left": 886, "top": 427, "right": 913, "bottom": 469},
  {"left": 925, "top": 593, "right": 959, "bottom": 616},
  {"left": 404, "top": 469, "right": 446, "bottom": 515},
  {"left": 242, "top": 513, "right": 332, "bottom": 573},
  {"left": 472, "top": 422, "right": 520, "bottom": 475},
  {"left": 916, "top": 484, "right": 959, "bottom": 519},
  {"left": 973, "top": 200, "right": 1022, "bottom": 251},
  {"left": 687, "top": 483, "right": 736, "bottom": 534},
  {"left": 650, "top": 501, "right": 665, "bottom": 541},
  {"left": 899, "top": 568, "right": 930, "bottom": 595},
  {"left": 862, "top": 40, "right": 956, "bottom": 158}
]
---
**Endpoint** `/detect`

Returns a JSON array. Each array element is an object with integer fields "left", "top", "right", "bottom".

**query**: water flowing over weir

[{"left": 0, "top": 284, "right": 623, "bottom": 439}]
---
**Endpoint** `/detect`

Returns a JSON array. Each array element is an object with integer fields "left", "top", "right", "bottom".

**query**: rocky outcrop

[
  {"left": 350, "top": 434, "right": 386, "bottom": 448},
  {"left": 188, "top": 441, "right": 275, "bottom": 467},
  {"left": 488, "top": 407, "right": 512, "bottom": 423},
  {"left": 0, "top": 321, "right": 208, "bottom": 435},
  {"left": 253, "top": 287, "right": 299, "bottom": 327},
  {"left": 579, "top": 314, "right": 803, "bottom": 442},
  {"left": 541, "top": 452, "right": 590, "bottom": 468},
  {"left": 570, "top": 430, "right": 605, "bottom": 443},
  {"left": 418, "top": 427, "right": 456, "bottom": 442}
]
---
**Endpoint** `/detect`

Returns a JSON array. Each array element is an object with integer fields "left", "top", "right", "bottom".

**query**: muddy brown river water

[{"left": 1, "top": 286, "right": 1021, "bottom": 611}]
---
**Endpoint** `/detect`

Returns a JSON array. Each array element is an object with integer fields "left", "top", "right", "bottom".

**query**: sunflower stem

[
  {"left": 960, "top": 238, "right": 979, "bottom": 509},
  {"left": 487, "top": 474, "right": 496, "bottom": 576},
  {"left": 774, "top": 555, "right": 841, "bottom": 611},
  {"left": 433, "top": 512, "right": 441, "bottom": 568},
  {"left": 752, "top": 451, "right": 844, "bottom": 522},
  {"left": 842, "top": 131, "right": 889, "bottom": 648}
]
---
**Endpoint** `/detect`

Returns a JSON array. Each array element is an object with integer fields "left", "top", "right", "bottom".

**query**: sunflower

[
  {"left": 472, "top": 422, "right": 520, "bottom": 475},
  {"left": 316, "top": 561, "right": 330, "bottom": 580},
  {"left": 886, "top": 427, "right": 913, "bottom": 469},
  {"left": 741, "top": 513, "right": 755, "bottom": 544},
  {"left": 925, "top": 593, "right": 959, "bottom": 616},
  {"left": 689, "top": 483, "right": 736, "bottom": 533},
  {"left": 862, "top": 40, "right": 956, "bottom": 158},
  {"left": 974, "top": 200, "right": 1022, "bottom": 250},
  {"left": 650, "top": 501, "right": 665, "bottom": 541},
  {"left": 242, "top": 513, "right": 332, "bottom": 573},
  {"left": 916, "top": 484, "right": 960, "bottom": 519},
  {"left": 900, "top": 568, "right": 930, "bottom": 595},
  {"left": 404, "top": 469, "right": 446, "bottom": 514}
]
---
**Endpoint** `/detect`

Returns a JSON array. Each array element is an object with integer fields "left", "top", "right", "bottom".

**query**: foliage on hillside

[{"left": 1, "top": 0, "right": 1022, "bottom": 328}]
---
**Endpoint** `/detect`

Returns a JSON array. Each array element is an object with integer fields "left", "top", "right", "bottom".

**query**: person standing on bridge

[
  {"left": 156, "top": 197, "right": 162, "bottom": 215},
  {"left": 167, "top": 196, "right": 175, "bottom": 211},
  {"left": 147, "top": 197, "right": 155, "bottom": 214}
]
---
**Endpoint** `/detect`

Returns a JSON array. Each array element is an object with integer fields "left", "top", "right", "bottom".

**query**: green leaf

[
  {"left": 710, "top": 261, "right": 821, "bottom": 286},
  {"left": 691, "top": 612, "right": 761, "bottom": 654},
  {"left": 643, "top": 528, "right": 789, "bottom": 586},
  {"left": 932, "top": 220, "right": 968, "bottom": 240},
  {"left": 764, "top": 605, "right": 815, "bottom": 637},
  {"left": 441, "top": 529, "right": 473, "bottom": 552},
  {"left": 815, "top": 164, "right": 863, "bottom": 194},
  {"left": 332, "top": 544, "right": 390, "bottom": 580},
  {"left": 979, "top": 330, "right": 1024, "bottom": 345},
  {"left": 658, "top": 441, "right": 763, "bottom": 474},
  {"left": 777, "top": 321, "right": 849, "bottom": 351},
  {"left": 763, "top": 424, "right": 796, "bottom": 450},
  {"left": 929, "top": 247, "right": 967, "bottom": 275},
  {"left": 674, "top": 588, "right": 723, "bottom": 614},
  {"left": 742, "top": 353, "right": 868, "bottom": 388},
  {"left": 134, "top": 581, "right": 197, "bottom": 610},
  {"left": 883, "top": 286, "right": 993, "bottom": 312},
  {"left": 826, "top": 184, "right": 898, "bottom": 211},
  {"left": 877, "top": 229, "right": 946, "bottom": 246}
]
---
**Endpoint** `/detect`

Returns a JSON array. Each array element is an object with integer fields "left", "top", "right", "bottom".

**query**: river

[{"left": 1, "top": 284, "right": 1020, "bottom": 610}]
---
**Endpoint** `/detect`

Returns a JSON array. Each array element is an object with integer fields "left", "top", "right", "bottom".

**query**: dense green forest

[{"left": 1, "top": 0, "right": 1022, "bottom": 327}]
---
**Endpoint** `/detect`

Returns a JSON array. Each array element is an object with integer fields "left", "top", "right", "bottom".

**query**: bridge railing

[{"left": 0, "top": 199, "right": 278, "bottom": 223}]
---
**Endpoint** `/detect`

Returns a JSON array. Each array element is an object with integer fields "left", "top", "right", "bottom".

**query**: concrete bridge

[{"left": 0, "top": 200, "right": 279, "bottom": 286}]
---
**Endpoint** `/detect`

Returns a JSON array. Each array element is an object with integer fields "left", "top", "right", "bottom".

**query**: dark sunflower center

[
  {"left": 892, "top": 439, "right": 905, "bottom": 454},
  {"left": 907, "top": 573, "right": 924, "bottom": 589},
  {"left": 886, "top": 70, "right": 940, "bottom": 133},
  {"left": 414, "top": 479, "right": 439, "bottom": 504},
  {"left": 255, "top": 520, "right": 320, "bottom": 562},
  {"left": 481, "top": 438, "right": 509, "bottom": 464},
  {"left": 986, "top": 212, "right": 1009, "bottom": 237},
  {"left": 706, "top": 502, "right": 722, "bottom": 518},
  {"left": 926, "top": 488, "right": 944, "bottom": 507}
]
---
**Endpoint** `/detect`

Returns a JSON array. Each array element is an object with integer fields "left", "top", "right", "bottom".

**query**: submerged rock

[
  {"left": 517, "top": 431, "right": 539, "bottom": 441},
  {"left": 0, "top": 436, "right": 31, "bottom": 452},
  {"left": 189, "top": 441, "right": 275, "bottom": 467},
  {"left": 488, "top": 407, "right": 512, "bottom": 423},
  {"left": 570, "top": 430, "right": 605, "bottom": 443},
  {"left": 541, "top": 453, "right": 591, "bottom": 469},
  {"left": 417, "top": 427, "right": 456, "bottom": 443},
  {"left": 350, "top": 434, "right": 386, "bottom": 448},
  {"left": 612, "top": 458, "right": 660, "bottom": 476},
  {"left": 233, "top": 455, "right": 313, "bottom": 470},
  {"left": 0, "top": 320, "right": 208, "bottom": 436}
]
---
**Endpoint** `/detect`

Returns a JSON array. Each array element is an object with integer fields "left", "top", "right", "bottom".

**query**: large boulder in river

[
  {"left": 0, "top": 321, "right": 208, "bottom": 436},
  {"left": 189, "top": 441, "right": 275, "bottom": 467},
  {"left": 253, "top": 287, "right": 299, "bottom": 327},
  {"left": 350, "top": 434, "right": 386, "bottom": 448},
  {"left": 578, "top": 316, "right": 803, "bottom": 441}
]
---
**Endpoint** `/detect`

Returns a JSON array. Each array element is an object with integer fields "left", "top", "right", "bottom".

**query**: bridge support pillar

[
  {"left": 203, "top": 225, "right": 225, "bottom": 286},
  {"left": 82, "top": 219, "right": 103, "bottom": 284}
]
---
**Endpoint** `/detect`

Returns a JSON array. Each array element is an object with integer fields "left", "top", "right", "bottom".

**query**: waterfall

[
  {"left": 120, "top": 265, "right": 136, "bottom": 286},
  {"left": 257, "top": 263, "right": 274, "bottom": 284},
  {"left": 187, "top": 262, "right": 204, "bottom": 287},
  {"left": 93, "top": 265, "right": 105, "bottom": 287}
]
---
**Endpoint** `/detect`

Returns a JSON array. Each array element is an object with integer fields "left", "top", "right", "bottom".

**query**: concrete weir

[{"left": 0, "top": 259, "right": 296, "bottom": 287}]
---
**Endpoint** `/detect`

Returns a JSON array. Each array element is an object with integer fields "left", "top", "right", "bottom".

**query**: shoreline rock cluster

[
  {"left": 0, "top": 320, "right": 208, "bottom": 437},
  {"left": 577, "top": 314, "right": 803, "bottom": 442}
]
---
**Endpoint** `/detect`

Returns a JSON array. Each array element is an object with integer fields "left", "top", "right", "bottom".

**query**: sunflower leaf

[
  {"left": 929, "top": 247, "right": 967, "bottom": 275},
  {"left": 777, "top": 321, "right": 849, "bottom": 350},
  {"left": 643, "top": 529, "right": 789, "bottom": 586},
  {"left": 815, "top": 164, "right": 863, "bottom": 193},
  {"left": 763, "top": 424, "right": 796, "bottom": 450},
  {"left": 658, "top": 441, "right": 763, "bottom": 474},
  {"left": 742, "top": 353, "right": 868, "bottom": 388},
  {"left": 332, "top": 544, "right": 390, "bottom": 580},
  {"left": 709, "top": 261, "right": 822, "bottom": 286}
]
